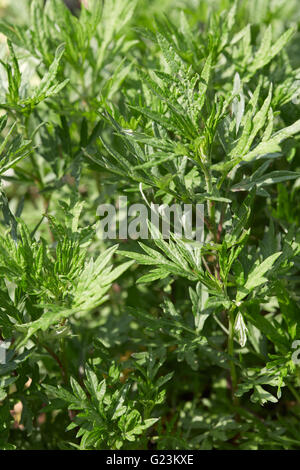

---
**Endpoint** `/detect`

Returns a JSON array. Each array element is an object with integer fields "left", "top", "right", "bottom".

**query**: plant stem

[
  {"left": 198, "top": 150, "right": 217, "bottom": 241},
  {"left": 37, "top": 339, "right": 68, "bottom": 384},
  {"left": 228, "top": 308, "right": 238, "bottom": 400}
]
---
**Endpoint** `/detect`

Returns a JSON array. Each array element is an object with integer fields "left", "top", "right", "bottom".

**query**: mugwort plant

[{"left": 0, "top": 0, "right": 299, "bottom": 450}]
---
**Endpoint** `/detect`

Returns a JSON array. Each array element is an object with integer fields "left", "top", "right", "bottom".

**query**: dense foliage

[{"left": 0, "top": 0, "right": 300, "bottom": 450}]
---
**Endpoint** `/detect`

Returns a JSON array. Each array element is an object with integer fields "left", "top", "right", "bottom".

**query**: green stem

[
  {"left": 228, "top": 308, "right": 238, "bottom": 400},
  {"left": 198, "top": 149, "right": 217, "bottom": 241}
]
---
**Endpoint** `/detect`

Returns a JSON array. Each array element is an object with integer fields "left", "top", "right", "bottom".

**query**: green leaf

[{"left": 237, "top": 252, "right": 282, "bottom": 301}]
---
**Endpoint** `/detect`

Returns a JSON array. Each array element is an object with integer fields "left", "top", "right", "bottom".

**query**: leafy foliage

[{"left": 0, "top": 0, "right": 300, "bottom": 450}]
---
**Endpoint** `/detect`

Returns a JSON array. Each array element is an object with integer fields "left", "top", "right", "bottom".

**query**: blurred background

[{"left": 1, "top": 0, "right": 300, "bottom": 26}]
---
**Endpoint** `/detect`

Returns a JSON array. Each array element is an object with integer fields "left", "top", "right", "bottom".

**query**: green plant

[{"left": 0, "top": 0, "right": 300, "bottom": 450}]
